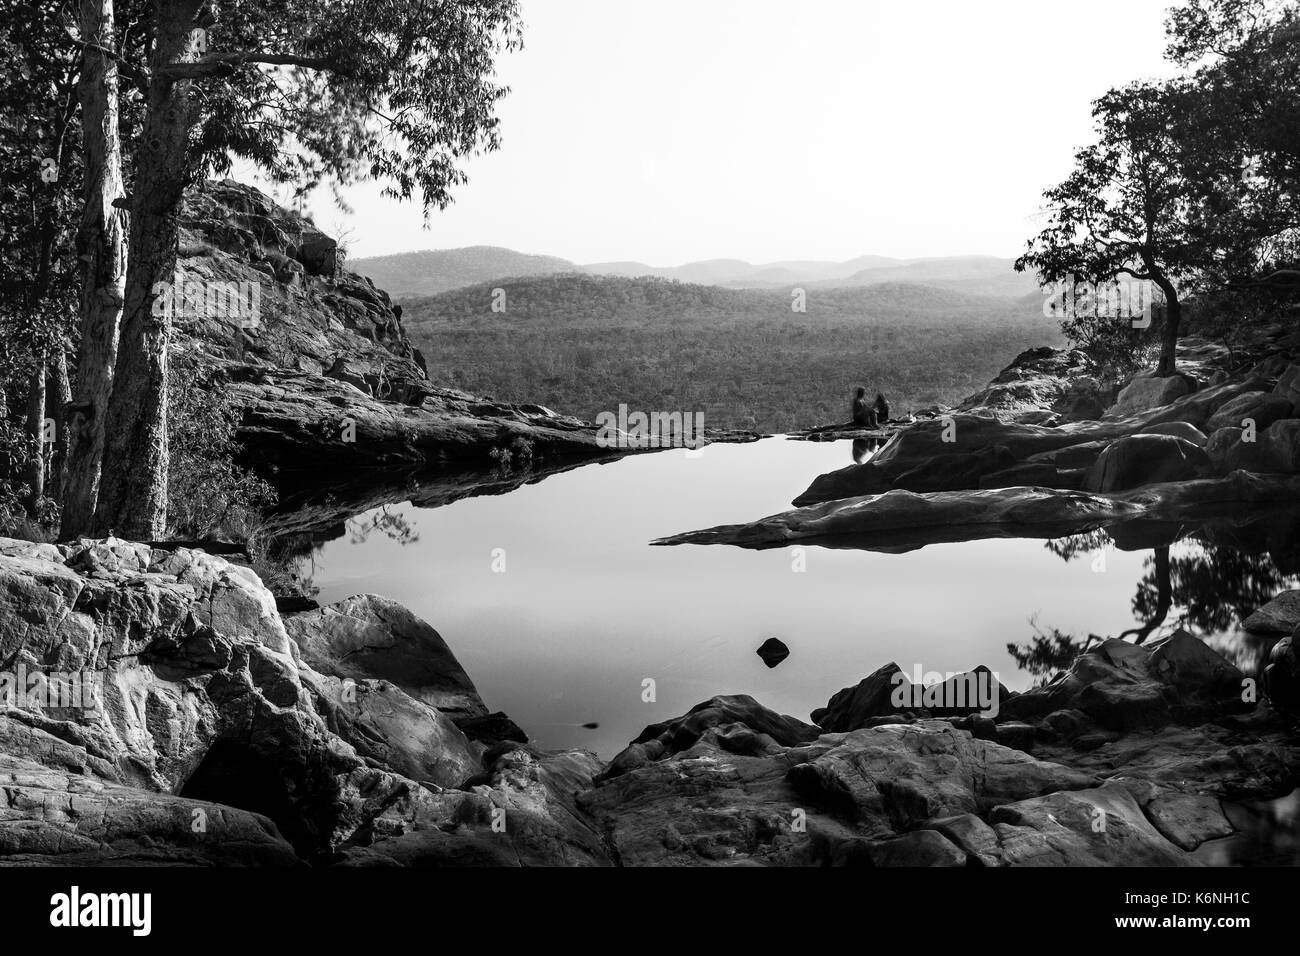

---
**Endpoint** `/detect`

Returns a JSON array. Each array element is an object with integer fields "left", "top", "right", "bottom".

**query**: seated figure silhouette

[
  {"left": 851, "top": 387, "right": 878, "bottom": 428},
  {"left": 874, "top": 392, "right": 890, "bottom": 424}
]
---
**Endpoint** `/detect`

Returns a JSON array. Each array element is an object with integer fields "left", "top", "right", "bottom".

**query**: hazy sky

[{"left": 241, "top": 0, "right": 1180, "bottom": 265}]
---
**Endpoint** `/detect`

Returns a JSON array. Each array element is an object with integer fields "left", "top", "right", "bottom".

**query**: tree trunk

[
  {"left": 1155, "top": 284, "right": 1181, "bottom": 377},
  {"left": 46, "top": 347, "right": 72, "bottom": 503},
  {"left": 23, "top": 363, "right": 47, "bottom": 513},
  {"left": 64, "top": 0, "right": 127, "bottom": 537},
  {"left": 93, "top": 0, "right": 205, "bottom": 539}
]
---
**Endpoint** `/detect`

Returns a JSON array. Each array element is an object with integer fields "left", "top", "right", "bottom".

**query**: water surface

[{"left": 298, "top": 437, "right": 1293, "bottom": 757}]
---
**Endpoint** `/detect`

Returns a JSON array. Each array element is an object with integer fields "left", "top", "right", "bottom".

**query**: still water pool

[{"left": 299, "top": 437, "right": 1291, "bottom": 757}]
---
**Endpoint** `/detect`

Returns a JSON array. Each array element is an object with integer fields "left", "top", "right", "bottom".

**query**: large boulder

[
  {"left": 1109, "top": 375, "right": 1192, "bottom": 418},
  {"left": 1204, "top": 391, "right": 1294, "bottom": 433},
  {"left": 811, "top": 663, "right": 908, "bottom": 731},
  {"left": 988, "top": 781, "right": 1192, "bottom": 866},
  {"left": 1082, "top": 434, "right": 1211, "bottom": 493},
  {"left": 1274, "top": 363, "right": 1300, "bottom": 407},
  {"left": 1137, "top": 420, "right": 1208, "bottom": 447},
  {"left": 1208, "top": 419, "right": 1300, "bottom": 475},
  {"left": 285, "top": 594, "right": 488, "bottom": 720},
  {"left": 1001, "top": 634, "right": 1250, "bottom": 730},
  {"left": 1242, "top": 590, "right": 1300, "bottom": 633},
  {"left": 603, "top": 695, "right": 819, "bottom": 778},
  {"left": 812, "top": 663, "right": 1009, "bottom": 729},
  {"left": 299, "top": 669, "right": 481, "bottom": 787}
]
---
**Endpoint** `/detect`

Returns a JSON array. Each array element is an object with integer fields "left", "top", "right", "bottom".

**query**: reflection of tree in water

[
  {"left": 1043, "top": 528, "right": 1112, "bottom": 563},
  {"left": 1135, "top": 543, "right": 1294, "bottom": 634},
  {"left": 1008, "top": 618, "right": 1098, "bottom": 684},
  {"left": 347, "top": 506, "right": 420, "bottom": 546},
  {"left": 1009, "top": 523, "right": 1299, "bottom": 684}
]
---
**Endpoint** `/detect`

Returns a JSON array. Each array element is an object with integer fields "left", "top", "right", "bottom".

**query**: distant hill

[
  {"left": 401, "top": 273, "right": 1063, "bottom": 433},
  {"left": 350, "top": 246, "right": 585, "bottom": 297},
  {"left": 583, "top": 254, "right": 905, "bottom": 287},
  {"left": 830, "top": 256, "right": 1042, "bottom": 299},
  {"left": 401, "top": 273, "right": 1036, "bottom": 329},
  {"left": 581, "top": 254, "right": 1039, "bottom": 297},
  {"left": 350, "top": 245, "right": 1042, "bottom": 301}
]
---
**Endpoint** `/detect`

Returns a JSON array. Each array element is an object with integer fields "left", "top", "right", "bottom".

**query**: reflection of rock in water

[{"left": 1193, "top": 788, "right": 1300, "bottom": 866}]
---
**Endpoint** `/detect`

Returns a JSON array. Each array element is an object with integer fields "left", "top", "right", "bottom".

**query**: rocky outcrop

[
  {"left": 0, "top": 537, "right": 608, "bottom": 866},
  {"left": 0, "top": 753, "right": 300, "bottom": 865},
  {"left": 175, "top": 181, "right": 726, "bottom": 495},
  {"left": 1109, "top": 374, "right": 1193, "bottom": 417},
  {"left": 956, "top": 346, "right": 1110, "bottom": 423},
  {"left": 1, "top": 534, "right": 1296, "bottom": 866},
  {"left": 655, "top": 472, "right": 1300, "bottom": 551},
  {"left": 1081, "top": 434, "right": 1211, "bottom": 492}
]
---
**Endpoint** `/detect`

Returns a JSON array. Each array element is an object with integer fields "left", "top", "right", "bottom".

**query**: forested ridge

[{"left": 400, "top": 274, "right": 1059, "bottom": 431}]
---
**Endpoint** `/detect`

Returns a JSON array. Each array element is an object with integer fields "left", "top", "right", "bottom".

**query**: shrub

[{"left": 167, "top": 350, "right": 276, "bottom": 540}]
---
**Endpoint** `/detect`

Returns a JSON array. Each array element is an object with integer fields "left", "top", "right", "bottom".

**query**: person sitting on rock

[
  {"left": 874, "top": 392, "right": 890, "bottom": 424},
  {"left": 851, "top": 387, "right": 878, "bottom": 428}
]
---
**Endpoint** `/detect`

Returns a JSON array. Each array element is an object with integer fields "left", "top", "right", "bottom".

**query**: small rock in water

[{"left": 756, "top": 637, "right": 790, "bottom": 668}]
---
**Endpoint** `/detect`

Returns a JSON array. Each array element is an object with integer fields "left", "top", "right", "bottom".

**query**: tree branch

[{"left": 158, "top": 51, "right": 347, "bottom": 80}]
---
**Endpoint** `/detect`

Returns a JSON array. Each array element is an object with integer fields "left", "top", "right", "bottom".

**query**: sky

[{"left": 238, "top": 0, "right": 1181, "bottom": 265}]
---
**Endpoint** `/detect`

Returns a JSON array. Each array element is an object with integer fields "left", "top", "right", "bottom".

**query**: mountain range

[{"left": 350, "top": 246, "right": 1043, "bottom": 300}]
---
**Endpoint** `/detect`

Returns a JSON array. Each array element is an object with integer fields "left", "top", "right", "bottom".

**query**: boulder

[
  {"left": 989, "top": 781, "right": 1191, "bottom": 866},
  {"left": 1001, "top": 635, "right": 1249, "bottom": 730},
  {"left": 812, "top": 663, "right": 909, "bottom": 731},
  {"left": 337, "top": 746, "right": 612, "bottom": 867},
  {"left": 1274, "top": 363, "right": 1300, "bottom": 408},
  {"left": 605, "top": 695, "right": 819, "bottom": 778},
  {"left": 1109, "top": 375, "right": 1192, "bottom": 418},
  {"left": 1204, "top": 391, "right": 1294, "bottom": 433},
  {"left": 285, "top": 593, "right": 487, "bottom": 720},
  {"left": 1145, "top": 791, "right": 1234, "bottom": 851},
  {"left": 1137, "top": 420, "right": 1209, "bottom": 447},
  {"left": 1082, "top": 434, "right": 1211, "bottom": 493},
  {"left": 1262, "top": 418, "right": 1300, "bottom": 472},
  {"left": 786, "top": 722, "right": 1097, "bottom": 822},
  {"left": 1242, "top": 590, "right": 1300, "bottom": 633},
  {"left": 299, "top": 670, "right": 481, "bottom": 787},
  {"left": 1263, "top": 631, "right": 1299, "bottom": 718}
]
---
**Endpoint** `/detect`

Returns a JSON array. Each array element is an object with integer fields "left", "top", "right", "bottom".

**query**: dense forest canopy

[{"left": 401, "top": 274, "right": 1058, "bottom": 432}]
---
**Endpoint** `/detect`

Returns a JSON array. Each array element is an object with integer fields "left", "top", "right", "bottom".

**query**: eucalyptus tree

[{"left": 85, "top": 0, "right": 523, "bottom": 539}]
